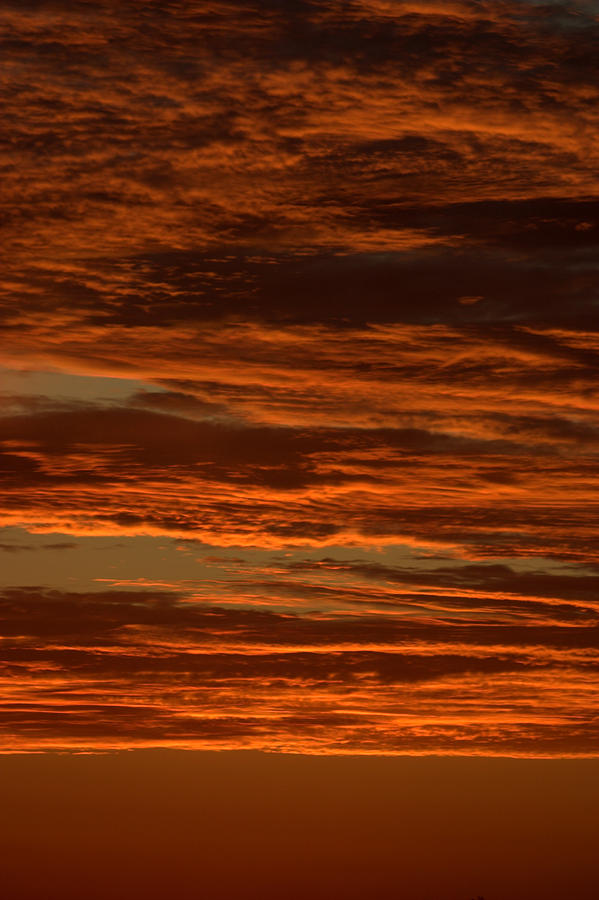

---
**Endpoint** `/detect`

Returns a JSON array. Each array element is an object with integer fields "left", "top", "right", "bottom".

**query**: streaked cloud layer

[{"left": 1, "top": 0, "right": 597, "bottom": 754}]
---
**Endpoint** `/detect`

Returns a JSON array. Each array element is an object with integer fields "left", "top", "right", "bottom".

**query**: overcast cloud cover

[{"left": 1, "top": 0, "right": 598, "bottom": 755}]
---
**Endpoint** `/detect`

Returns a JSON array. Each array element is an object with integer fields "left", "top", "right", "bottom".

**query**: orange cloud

[{"left": 1, "top": 585, "right": 598, "bottom": 754}]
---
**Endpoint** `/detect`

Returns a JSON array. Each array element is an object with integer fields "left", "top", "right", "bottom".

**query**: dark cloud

[
  {"left": 0, "top": 541, "right": 77, "bottom": 552},
  {"left": 289, "top": 558, "right": 599, "bottom": 606}
]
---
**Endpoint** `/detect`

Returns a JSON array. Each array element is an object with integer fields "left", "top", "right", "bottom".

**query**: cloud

[
  {"left": 0, "top": 541, "right": 77, "bottom": 552},
  {"left": 1, "top": 0, "right": 597, "bottom": 753},
  {"left": 1, "top": 586, "right": 598, "bottom": 753},
  {"left": 1, "top": 350, "right": 597, "bottom": 557},
  {"left": 2, "top": 0, "right": 599, "bottom": 268}
]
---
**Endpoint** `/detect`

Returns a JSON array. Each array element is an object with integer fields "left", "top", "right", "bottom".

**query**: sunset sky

[{"left": 1, "top": 1, "right": 598, "bottom": 896}]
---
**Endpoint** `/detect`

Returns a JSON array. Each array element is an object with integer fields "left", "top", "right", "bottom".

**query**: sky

[
  {"left": 2, "top": 0, "right": 598, "bottom": 759},
  {"left": 1, "top": 2, "right": 598, "bottom": 893},
  {"left": 2, "top": 752, "right": 599, "bottom": 900}
]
